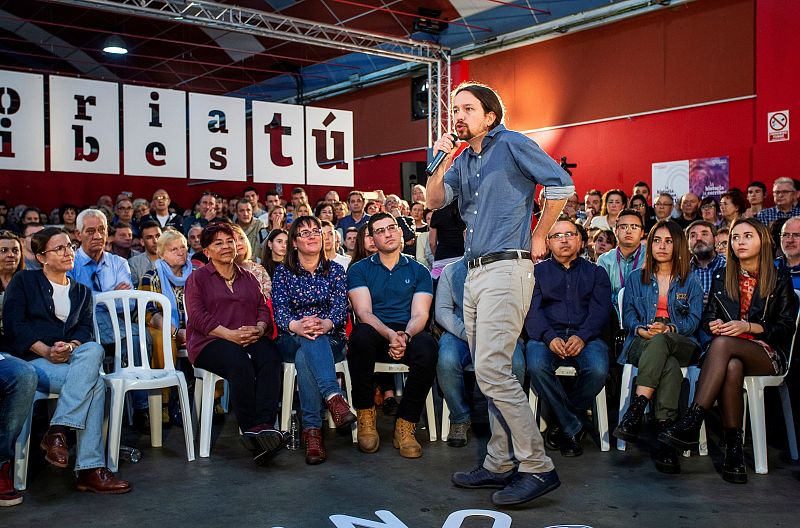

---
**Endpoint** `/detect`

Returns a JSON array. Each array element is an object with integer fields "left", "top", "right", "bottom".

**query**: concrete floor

[{"left": 4, "top": 402, "right": 800, "bottom": 528}]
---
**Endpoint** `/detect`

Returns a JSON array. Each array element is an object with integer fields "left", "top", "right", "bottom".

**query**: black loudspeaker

[{"left": 411, "top": 76, "right": 428, "bottom": 121}]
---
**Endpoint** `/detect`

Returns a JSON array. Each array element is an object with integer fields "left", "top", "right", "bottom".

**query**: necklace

[{"left": 218, "top": 270, "right": 236, "bottom": 284}]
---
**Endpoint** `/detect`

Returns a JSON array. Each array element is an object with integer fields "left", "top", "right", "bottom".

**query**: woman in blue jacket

[{"left": 612, "top": 220, "right": 704, "bottom": 474}]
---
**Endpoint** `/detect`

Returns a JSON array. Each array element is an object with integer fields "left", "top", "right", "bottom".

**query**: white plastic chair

[
  {"left": 528, "top": 366, "right": 610, "bottom": 451},
  {"left": 280, "top": 360, "right": 357, "bottom": 442},
  {"left": 94, "top": 290, "right": 195, "bottom": 472},
  {"left": 351, "top": 362, "right": 437, "bottom": 442},
  {"left": 741, "top": 289, "right": 800, "bottom": 474},
  {"left": 13, "top": 392, "right": 58, "bottom": 491},
  {"left": 615, "top": 287, "right": 707, "bottom": 455},
  {"left": 192, "top": 367, "right": 227, "bottom": 458}
]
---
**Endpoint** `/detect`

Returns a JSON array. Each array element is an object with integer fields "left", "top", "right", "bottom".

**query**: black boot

[
  {"left": 658, "top": 403, "right": 705, "bottom": 451},
  {"left": 722, "top": 429, "right": 747, "bottom": 484},
  {"left": 653, "top": 420, "right": 681, "bottom": 474},
  {"left": 613, "top": 394, "right": 649, "bottom": 443}
]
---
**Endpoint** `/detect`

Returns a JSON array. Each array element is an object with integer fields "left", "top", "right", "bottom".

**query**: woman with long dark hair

[
  {"left": 613, "top": 220, "right": 704, "bottom": 474},
  {"left": 659, "top": 218, "right": 798, "bottom": 483},
  {"left": 260, "top": 228, "right": 288, "bottom": 280},
  {"left": 272, "top": 216, "right": 354, "bottom": 464}
]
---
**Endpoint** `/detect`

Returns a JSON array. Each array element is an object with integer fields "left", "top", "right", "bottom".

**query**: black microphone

[{"left": 425, "top": 133, "right": 458, "bottom": 176}]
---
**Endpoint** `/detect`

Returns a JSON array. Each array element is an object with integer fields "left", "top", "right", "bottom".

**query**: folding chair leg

[
  {"left": 441, "top": 399, "right": 451, "bottom": 442},
  {"left": 199, "top": 375, "right": 216, "bottom": 458},
  {"left": 595, "top": 386, "right": 610, "bottom": 452},
  {"left": 745, "top": 382, "right": 769, "bottom": 474},
  {"left": 425, "top": 388, "right": 437, "bottom": 441},
  {"left": 13, "top": 412, "right": 35, "bottom": 491},
  {"left": 280, "top": 364, "right": 296, "bottom": 432},
  {"left": 340, "top": 361, "right": 357, "bottom": 444}
]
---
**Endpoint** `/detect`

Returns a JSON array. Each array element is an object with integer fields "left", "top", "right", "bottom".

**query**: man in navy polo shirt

[{"left": 347, "top": 213, "right": 438, "bottom": 459}]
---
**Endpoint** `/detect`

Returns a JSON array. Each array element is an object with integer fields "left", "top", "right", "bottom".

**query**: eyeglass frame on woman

[
  {"left": 39, "top": 242, "right": 79, "bottom": 256},
  {"left": 297, "top": 228, "right": 323, "bottom": 239}
]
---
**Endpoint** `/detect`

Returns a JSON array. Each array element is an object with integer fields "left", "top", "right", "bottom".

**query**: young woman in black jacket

[{"left": 659, "top": 218, "right": 799, "bottom": 483}]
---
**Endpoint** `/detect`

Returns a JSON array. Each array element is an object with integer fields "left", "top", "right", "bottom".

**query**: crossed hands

[
  {"left": 47, "top": 341, "right": 74, "bottom": 363},
  {"left": 289, "top": 315, "right": 331, "bottom": 341},
  {"left": 388, "top": 330, "right": 409, "bottom": 361},
  {"left": 548, "top": 335, "right": 585, "bottom": 358},
  {"left": 226, "top": 325, "right": 263, "bottom": 346},
  {"left": 709, "top": 319, "right": 749, "bottom": 337}
]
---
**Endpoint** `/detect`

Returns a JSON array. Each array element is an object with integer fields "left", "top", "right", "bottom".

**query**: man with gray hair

[
  {"left": 757, "top": 177, "right": 800, "bottom": 225},
  {"left": 68, "top": 208, "right": 153, "bottom": 429},
  {"left": 777, "top": 216, "right": 800, "bottom": 289}
]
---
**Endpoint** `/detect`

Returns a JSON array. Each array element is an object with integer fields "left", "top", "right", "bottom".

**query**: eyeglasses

[
  {"left": 547, "top": 232, "right": 579, "bottom": 240},
  {"left": 654, "top": 202, "right": 673, "bottom": 207},
  {"left": 372, "top": 224, "right": 399, "bottom": 236},
  {"left": 0, "top": 247, "right": 20, "bottom": 255},
  {"left": 297, "top": 228, "right": 322, "bottom": 239},
  {"left": 40, "top": 242, "right": 79, "bottom": 256},
  {"left": 153, "top": 195, "right": 168, "bottom": 201},
  {"left": 781, "top": 232, "right": 800, "bottom": 240},
  {"left": 616, "top": 224, "right": 642, "bottom": 231},
  {"left": 632, "top": 203, "right": 646, "bottom": 209},
  {"left": 773, "top": 190, "right": 795, "bottom": 196}
]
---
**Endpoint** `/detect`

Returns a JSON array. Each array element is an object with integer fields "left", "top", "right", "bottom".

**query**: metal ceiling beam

[{"left": 48, "top": 0, "right": 448, "bottom": 64}]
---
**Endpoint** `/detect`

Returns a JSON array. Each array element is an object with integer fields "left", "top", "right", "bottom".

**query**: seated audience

[
  {"left": 653, "top": 193, "right": 675, "bottom": 223},
  {"left": 272, "top": 216, "right": 354, "bottom": 465},
  {"left": 590, "top": 228, "right": 616, "bottom": 263},
  {"left": 687, "top": 221, "right": 726, "bottom": 304},
  {"left": 776, "top": 217, "right": 800, "bottom": 288},
  {"left": 128, "top": 220, "right": 161, "bottom": 288},
  {"left": 185, "top": 222, "right": 285, "bottom": 464},
  {"left": 581, "top": 189, "right": 603, "bottom": 226},
  {"left": 410, "top": 201, "right": 428, "bottom": 232},
  {"left": 757, "top": 177, "right": 800, "bottom": 225},
  {"left": 613, "top": 220, "right": 703, "bottom": 474},
  {"left": 4, "top": 227, "right": 131, "bottom": 493},
  {"left": 333, "top": 201, "right": 349, "bottom": 222},
  {"left": 322, "top": 220, "right": 351, "bottom": 270},
  {"left": 526, "top": 218, "right": 611, "bottom": 457},
  {"left": 314, "top": 202, "right": 337, "bottom": 226},
  {"left": 59, "top": 204, "right": 80, "bottom": 234},
  {"left": 343, "top": 227, "right": 358, "bottom": 259},
  {"left": 236, "top": 200, "right": 268, "bottom": 259},
  {"left": 589, "top": 189, "right": 627, "bottom": 231},
  {"left": 112, "top": 198, "right": 135, "bottom": 229},
  {"left": 744, "top": 181, "right": 767, "bottom": 218},
  {"left": 629, "top": 194, "right": 654, "bottom": 234},
  {"left": 0, "top": 351, "right": 37, "bottom": 506},
  {"left": 68, "top": 209, "right": 152, "bottom": 427},
  {"left": 182, "top": 191, "right": 219, "bottom": 235},
  {"left": 337, "top": 191, "right": 370, "bottom": 232},
  {"left": 674, "top": 192, "right": 701, "bottom": 229},
  {"left": 347, "top": 213, "right": 438, "bottom": 458},
  {"left": 266, "top": 205, "right": 288, "bottom": 233},
  {"left": 659, "top": 218, "right": 799, "bottom": 483},
  {"left": 596, "top": 209, "right": 645, "bottom": 310},
  {"left": 715, "top": 227, "right": 729, "bottom": 257},
  {"left": 22, "top": 223, "right": 44, "bottom": 270},
  {"left": 0, "top": 230, "right": 24, "bottom": 336},
  {"left": 436, "top": 256, "right": 525, "bottom": 448},
  {"left": 699, "top": 196, "right": 720, "bottom": 226},
  {"left": 261, "top": 228, "right": 288, "bottom": 280},
  {"left": 231, "top": 224, "right": 272, "bottom": 299},
  {"left": 717, "top": 189, "right": 748, "bottom": 230},
  {"left": 411, "top": 184, "right": 426, "bottom": 203},
  {"left": 110, "top": 222, "right": 136, "bottom": 259},
  {"left": 145, "top": 190, "right": 183, "bottom": 231}
]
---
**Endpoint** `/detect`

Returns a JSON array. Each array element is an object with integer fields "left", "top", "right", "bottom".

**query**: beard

[{"left": 691, "top": 241, "right": 715, "bottom": 261}]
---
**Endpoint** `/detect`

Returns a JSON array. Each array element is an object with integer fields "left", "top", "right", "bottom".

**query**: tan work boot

[
  {"left": 356, "top": 407, "right": 380, "bottom": 453},
  {"left": 393, "top": 418, "right": 422, "bottom": 458}
]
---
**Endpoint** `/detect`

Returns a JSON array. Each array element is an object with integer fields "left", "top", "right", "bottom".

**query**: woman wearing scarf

[{"left": 139, "top": 229, "right": 193, "bottom": 424}]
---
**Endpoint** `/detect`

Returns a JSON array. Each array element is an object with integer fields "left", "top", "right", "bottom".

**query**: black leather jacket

[{"left": 702, "top": 267, "right": 798, "bottom": 371}]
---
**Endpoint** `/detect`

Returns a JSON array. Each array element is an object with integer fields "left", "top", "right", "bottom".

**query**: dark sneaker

[
  {"left": 491, "top": 470, "right": 561, "bottom": 506},
  {"left": 244, "top": 429, "right": 286, "bottom": 465},
  {"left": 447, "top": 420, "right": 471, "bottom": 448},
  {"left": 451, "top": 466, "right": 517, "bottom": 489}
]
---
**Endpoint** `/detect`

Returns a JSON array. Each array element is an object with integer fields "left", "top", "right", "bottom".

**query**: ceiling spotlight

[{"left": 103, "top": 36, "right": 128, "bottom": 55}]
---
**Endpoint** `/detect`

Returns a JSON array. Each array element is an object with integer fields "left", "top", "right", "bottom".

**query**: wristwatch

[{"left": 397, "top": 331, "right": 410, "bottom": 342}]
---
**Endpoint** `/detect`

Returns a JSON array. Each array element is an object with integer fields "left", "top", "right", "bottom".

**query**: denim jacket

[{"left": 619, "top": 268, "right": 704, "bottom": 364}]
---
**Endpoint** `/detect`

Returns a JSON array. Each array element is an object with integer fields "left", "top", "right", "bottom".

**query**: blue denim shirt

[
  {"left": 443, "top": 124, "right": 574, "bottom": 260},
  {"left": 619, "top": 268, "right": 704, "bottom": 364}
]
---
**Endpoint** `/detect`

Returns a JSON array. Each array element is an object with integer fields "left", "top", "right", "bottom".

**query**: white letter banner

[
  {"left": 0, "top": 70, "right": 44, "bottom": 171},
  {"left": 49, "top": 75, "right": 119, "bottom": 174},
  {"left": 123, "top": 85, "right": 186, "bottom": 178},
  {"left": 251, "top": 100, "right": 305, "bottom": 184},
  {"left": 305, "top": 106, "right": 353, "bottom": 187},
  {"left": 188, "top": 92, "right": 245, "bottom": 181}
]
